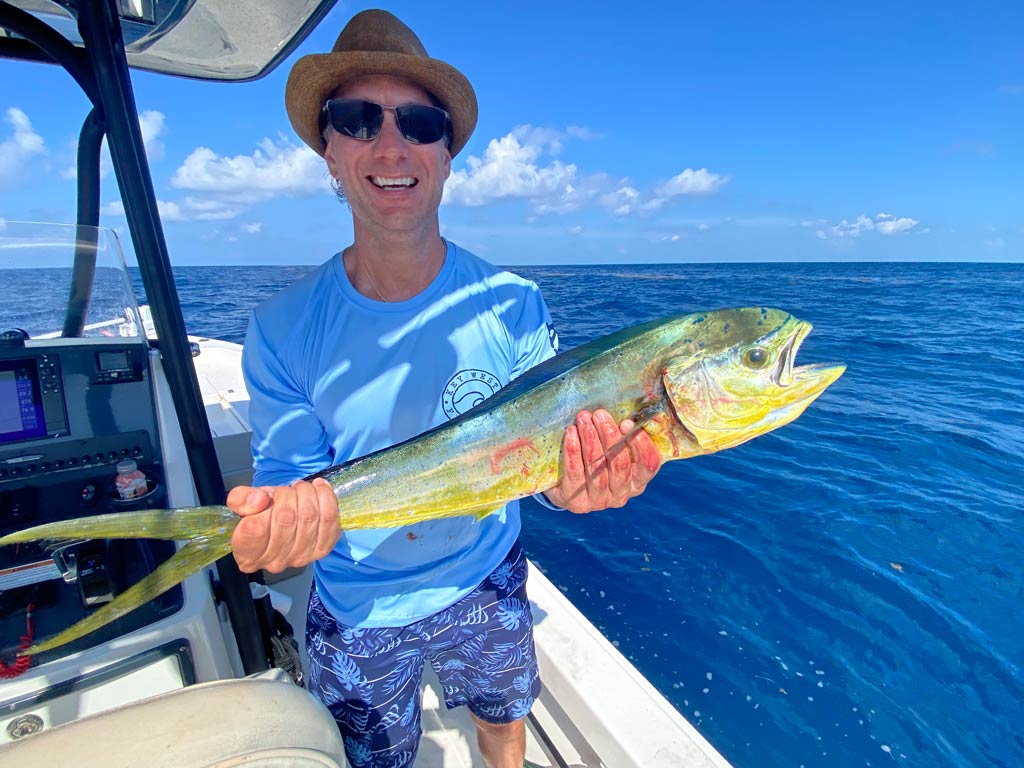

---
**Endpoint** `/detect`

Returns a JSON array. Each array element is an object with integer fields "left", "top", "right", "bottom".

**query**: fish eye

[{"left": 743, "top": 347, "right": 770, "bottom": 369}]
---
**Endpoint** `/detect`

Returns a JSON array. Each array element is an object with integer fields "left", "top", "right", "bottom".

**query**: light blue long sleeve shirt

[{"left": 242, "top": 241, "right": 557, "bottom": 627}]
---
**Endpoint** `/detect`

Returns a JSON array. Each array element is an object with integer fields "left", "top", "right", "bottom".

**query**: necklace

[
  {"left": 349, "top": 238, "right": 446, "bottom": 303},
  {"left": 362, "top": 262, "right": 388, "bottom": 302},
  {"left": 350, "top": 247, "right": 388, "bottom": 302}
]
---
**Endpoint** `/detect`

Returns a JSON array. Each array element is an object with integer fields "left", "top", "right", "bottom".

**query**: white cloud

[
  {"left": 444, "top": 125, "right": 725, "bottom": 217},
  {"left": 832, "top": 214, "right": 876, "bottom": 238},
  {"left": 654, "top": 168, "right": 728, "bottom": 197},
  {"left": 602, "top": 185, "right": 640, "bottom": 216},
  {"left": 810, "top": 211, "right": 922, "bottom": 239},
  {"left": 875, "top": 216, "right": 919, "bottom": 235},
  {"left": 0, "top": 108, "right": 45, "bottom": 182},
  {"left": 108, "top": 135, "right": 330, "bottom": 223},
  {"left": 137, "top": 110, "right": 167, "bottom": 163},
  {"left": 566, "top": 125, "right": 602, "bottom": 141},
  {"left": 170, "top": 137, "right": 326, "bottom": 203},
  {"left": 444, "top": 131, "right": 581, "bottom": 207},
  {"left": 511, "top": 125, "right": 568, "bottom": 154},
  {"left": 103, "top": 196, "right": 244, "bottom": 222}
]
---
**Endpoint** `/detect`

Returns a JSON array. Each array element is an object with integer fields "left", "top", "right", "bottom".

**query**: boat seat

[{"left": 0, "top": 669, "right": 345, "bottom": 767}]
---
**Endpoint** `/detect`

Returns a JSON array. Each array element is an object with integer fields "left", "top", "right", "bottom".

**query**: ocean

[{"left": 158, "top": 261, "right": 1023, "bottom": 768}]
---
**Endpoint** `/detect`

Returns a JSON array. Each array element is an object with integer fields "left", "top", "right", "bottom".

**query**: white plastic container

[{"left": 114, "top": 459, "right": 148, "bottom": 500}]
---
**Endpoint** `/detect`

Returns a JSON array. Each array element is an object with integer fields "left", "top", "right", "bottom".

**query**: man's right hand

[{"left": 225, "top": 478, "right": 340, "bottom": 573}]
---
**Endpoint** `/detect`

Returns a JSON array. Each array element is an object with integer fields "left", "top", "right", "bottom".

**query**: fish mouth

[
  {"left": 773, "top": 320, "right": 807, "bottom": 386},
  {"left": 779, "top": 321, "right": 846, "bottom": 401}
]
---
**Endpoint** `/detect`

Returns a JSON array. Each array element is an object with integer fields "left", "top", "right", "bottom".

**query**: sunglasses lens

[
  {"left": 395, "top": 105, "right": 449, "bottom": 145},
  {"left": 326, "top": 99, "right": 383, "bottom": 140},
  {"left": 323, "top": 100, "right": 450, "bottom": 145}
]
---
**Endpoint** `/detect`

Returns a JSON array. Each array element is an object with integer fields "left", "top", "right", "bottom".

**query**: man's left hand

[{"left": 543, "top": 409, "right": 661, "bottom": 513}]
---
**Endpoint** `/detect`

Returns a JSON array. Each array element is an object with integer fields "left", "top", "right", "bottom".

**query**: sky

[{"left": 0, "top": 1, "right": 1021, "bottom": 266}]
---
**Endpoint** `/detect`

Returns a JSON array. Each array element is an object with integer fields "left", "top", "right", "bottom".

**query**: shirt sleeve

[
  {"left": 505, "top": 281, "right": 566, "bottom": 510},
  {"left": 242, "top": 311, "right": 334, "bottom": 487},
  {"left": 508, "top": 280, "right": 559, "bottom": 379}
]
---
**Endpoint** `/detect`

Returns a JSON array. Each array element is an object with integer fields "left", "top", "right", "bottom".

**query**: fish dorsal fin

[{"left": 464, "top": 315, "right": 678, "bottom": 417}]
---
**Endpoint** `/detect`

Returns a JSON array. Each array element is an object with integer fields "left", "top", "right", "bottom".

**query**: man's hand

[
  {"left": 226, "top": 478, "right": 340, "bottom": 573},
  {"left": 543, "top": 409, "right": 661, "bottom": 514}
]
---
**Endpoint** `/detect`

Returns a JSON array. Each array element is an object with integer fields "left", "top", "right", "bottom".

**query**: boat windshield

[
  {"left": 0, "top": 220, "right": 145, "bottom": 341},
  {"left": 0, "top": 0, "right": 337, "bottom": 80}
]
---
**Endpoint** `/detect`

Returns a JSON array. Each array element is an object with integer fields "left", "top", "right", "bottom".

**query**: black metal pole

[
  {"left": 76, "top": 0, "right": 267, "bottom": 674},
  {"left": 62, "top": 108, "right": 104, "bottom": 338},
  {"left": 0, "top": 2, "right": 98, "bottom": 105}
]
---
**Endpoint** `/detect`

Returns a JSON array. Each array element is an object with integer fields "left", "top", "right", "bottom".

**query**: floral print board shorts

[{"left": 305, "top": 542, "right": 542, "bottom": 768}]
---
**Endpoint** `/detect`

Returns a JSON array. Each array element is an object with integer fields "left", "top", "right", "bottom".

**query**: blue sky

[{"left": 0, "top": 1, "right": 1021, "bottom": 265}]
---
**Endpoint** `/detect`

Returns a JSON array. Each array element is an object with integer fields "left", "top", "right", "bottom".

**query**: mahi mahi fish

[{"left": 0, "top": 307, "right": 844, "bottom": 654}]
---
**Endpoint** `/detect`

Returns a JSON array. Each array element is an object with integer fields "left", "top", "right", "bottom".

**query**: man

[{"left": 225, "top": 10, "right": 661, "bottom": 768}]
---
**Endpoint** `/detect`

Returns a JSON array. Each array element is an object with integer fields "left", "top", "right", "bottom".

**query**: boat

[{"left": 0, "top": 2, "right": 731, "bottom": 765}]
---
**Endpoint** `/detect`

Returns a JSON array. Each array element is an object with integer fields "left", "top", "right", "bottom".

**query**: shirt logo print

[
  {"left": 442, "top": 369, "right": 500, "bottom": 419},
  {"left": 547, "top": 322, "right": 559, "bottom": 352}
]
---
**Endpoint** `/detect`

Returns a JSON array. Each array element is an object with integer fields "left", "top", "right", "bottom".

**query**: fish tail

[
  {"left": 21, "top": 532, "right": 232, "bottom": 655},
  {"left": 0, "top": 505, "right": 240, "bottom": 546},
  {"left": 0, "top": 505, "right": 241, "bottom": 655}
]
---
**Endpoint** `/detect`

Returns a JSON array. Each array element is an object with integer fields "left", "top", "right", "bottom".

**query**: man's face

[{"left": 323, "top": 74, "right": 452, "bottom": 235}]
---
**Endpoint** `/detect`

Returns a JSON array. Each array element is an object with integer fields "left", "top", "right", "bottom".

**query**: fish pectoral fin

[
  {"left": 631, "top": 401, "right": 666, "bottom": 433},
  {"left": 469, "top": 506, "right": 504, "bottom": 522},
  {"left": 22, "top": 534, "right": 231, "bottom": 656},
  {"left": 588, "top": 402, "right": 664, "bottom": 467},
  {"left": 592, "top": 436, "right": 632, "bottom": 469}
]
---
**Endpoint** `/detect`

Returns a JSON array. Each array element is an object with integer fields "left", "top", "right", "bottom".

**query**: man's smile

[{"left": 370, "top": 175, "right": 418, "bottom": 189}]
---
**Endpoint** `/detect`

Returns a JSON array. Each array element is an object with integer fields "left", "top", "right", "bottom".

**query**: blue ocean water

[{"left": 160, "top": 261, "right": 1023, "bottom": 768}]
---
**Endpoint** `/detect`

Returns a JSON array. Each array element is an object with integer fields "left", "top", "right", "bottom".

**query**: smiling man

[{"left": 224, "top": 10, "right": 661, "bottom": 768}]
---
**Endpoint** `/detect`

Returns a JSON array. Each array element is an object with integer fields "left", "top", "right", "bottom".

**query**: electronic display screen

[
  {"left": 97, "top": 350, "right": 130, "bottom": 371},
  {"left": 0, "top": 359, "right": 47, "bottom": 445}
]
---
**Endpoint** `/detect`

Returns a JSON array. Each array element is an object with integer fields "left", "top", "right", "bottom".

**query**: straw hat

[{"left": 285, "top": 10, "right": 478, "bottom": 158}]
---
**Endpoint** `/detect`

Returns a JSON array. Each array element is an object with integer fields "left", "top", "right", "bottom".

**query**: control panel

[{"left": 0, "top": 337, "right": 182, "bottom": 664}]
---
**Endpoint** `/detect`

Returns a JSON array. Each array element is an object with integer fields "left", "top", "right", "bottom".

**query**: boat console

[
  {"left": 0, "top": 333, "right": 181, "bottom": 665},
  {"left": 0, "top": 223, "right": 238, "bottom": 745}
]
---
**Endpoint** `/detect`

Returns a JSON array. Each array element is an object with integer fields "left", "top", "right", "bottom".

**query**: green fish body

[{"left": 0, "top": 307, "right": 845, "bottom": 654}]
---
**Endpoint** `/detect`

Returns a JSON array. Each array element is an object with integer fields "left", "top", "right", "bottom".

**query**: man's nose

[{"left": 373, "top": 109, "right": 409, "bottom": 154}]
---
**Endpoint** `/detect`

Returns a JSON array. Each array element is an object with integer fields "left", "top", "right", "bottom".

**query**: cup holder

[{"left": 109, "top": 479, "right": 163, "bottom": 509}]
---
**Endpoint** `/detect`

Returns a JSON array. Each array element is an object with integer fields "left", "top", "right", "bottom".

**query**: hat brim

[{"left": 285, "top": 51, "right": 478, "bottom": 158}]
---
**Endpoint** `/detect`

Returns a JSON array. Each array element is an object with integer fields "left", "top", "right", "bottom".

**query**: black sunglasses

[{"left": 320, "top": 98, "right": 451, "bottom": 147}]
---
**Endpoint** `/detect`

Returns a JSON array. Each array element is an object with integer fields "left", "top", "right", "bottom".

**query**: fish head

[{"left": 660, "top": 308, "right": 845, "bottom": 453}]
